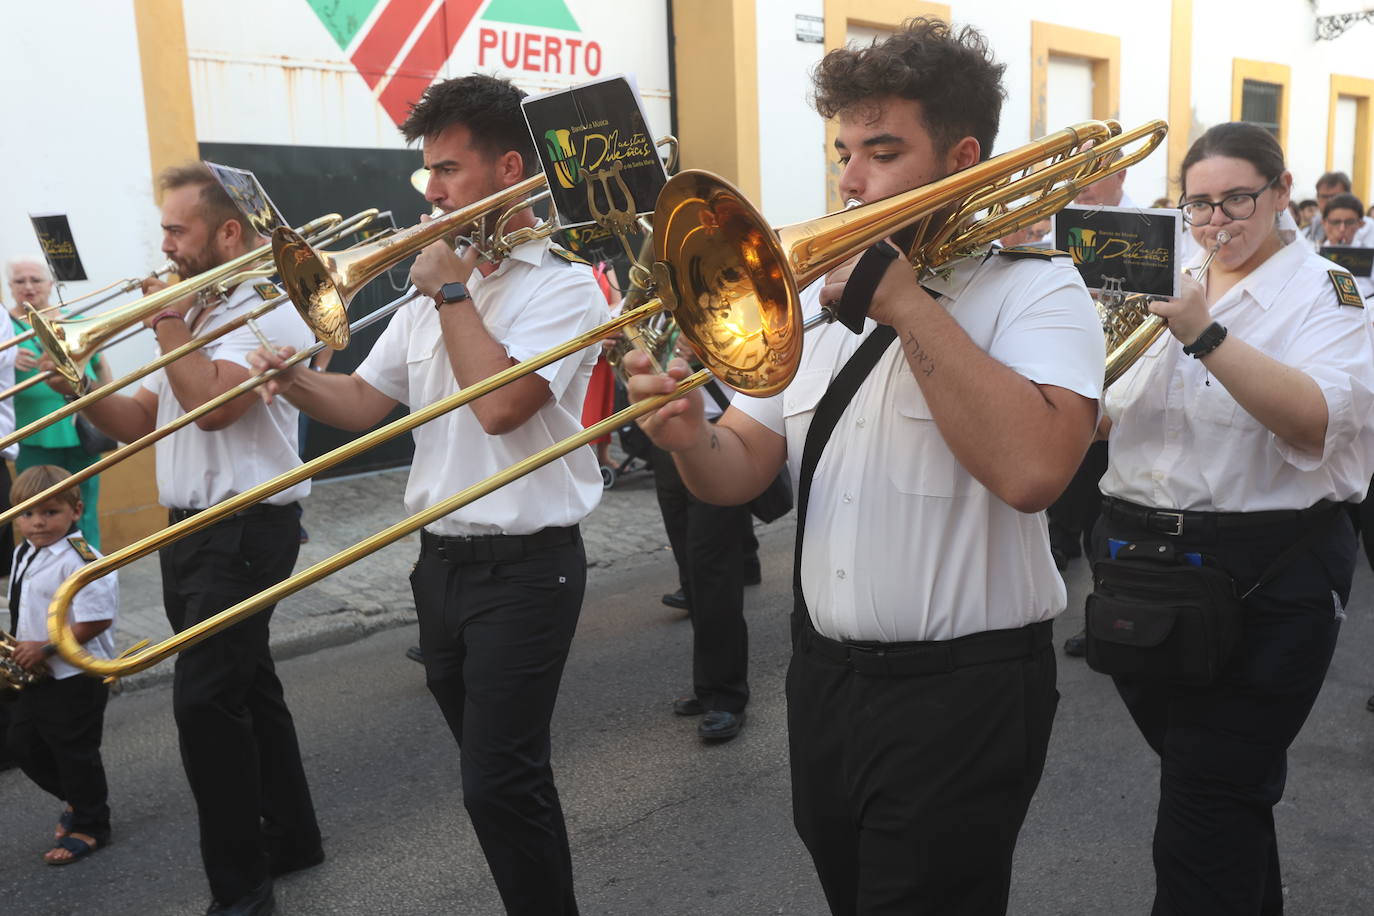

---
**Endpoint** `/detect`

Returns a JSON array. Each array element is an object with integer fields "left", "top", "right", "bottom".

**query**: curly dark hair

[
  {"left": 400, "top": 74, "right": 537, "bottom": 176},
  {"left": 811, "top": 17, "right": 1006, "bottom": 160}
]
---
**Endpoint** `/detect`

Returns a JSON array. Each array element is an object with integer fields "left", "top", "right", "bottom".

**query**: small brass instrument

[{"left": 2, "top": 630, "right": 43, "bottom": 692}]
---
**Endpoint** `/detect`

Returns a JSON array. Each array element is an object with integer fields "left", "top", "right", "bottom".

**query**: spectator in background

[
  {"left": 1297, "top": 198, "right": 1320, "bottom": 228},
  {"left": 999, "top": 217, "right": 1051, "bottom": 249},
  {"left": 4, "top": 255, "right": 112, "bottom": 549}
]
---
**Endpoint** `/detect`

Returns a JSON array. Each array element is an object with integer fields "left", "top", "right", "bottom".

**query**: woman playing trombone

[{"left": 1093, "top": 122, "right": 1374, "bottom": 914}]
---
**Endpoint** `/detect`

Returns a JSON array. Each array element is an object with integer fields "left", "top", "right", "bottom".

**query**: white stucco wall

[{"left": 0, "top": 0, "right": 164, "bottom": 375}]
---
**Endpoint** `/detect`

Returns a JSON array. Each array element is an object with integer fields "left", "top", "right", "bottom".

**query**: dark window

[{"left": 1241, "top": 79, "right": 1282, "bottom": 139}]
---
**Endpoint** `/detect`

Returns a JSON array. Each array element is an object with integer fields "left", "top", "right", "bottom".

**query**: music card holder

[
  {"left": 1319, "top": 246, "right": 1374, "bottom": 278},
  {"left": 203, "top": 161, "right": 288, "bottom": 238},
  {"left": 1054, "top": 203, "right": 1182, "bottom": 299},
  {"left": 521, "top": 74, "right": 667, "bottom": 249},
  {"left": 29, "top": 213, "right": 88, "bottom": 283}
]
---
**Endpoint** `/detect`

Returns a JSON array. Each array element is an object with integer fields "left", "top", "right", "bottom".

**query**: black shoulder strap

[
  {"left": 704, "top": 379, "right": 731, "bottom": 411},
  {"left": 791, "top": 324, "right": 898, "bottom": 635}
]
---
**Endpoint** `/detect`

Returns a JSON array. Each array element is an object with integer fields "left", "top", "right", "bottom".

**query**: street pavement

[{"left": 2, "top": 461, "right": 1373, "bottom": 914}]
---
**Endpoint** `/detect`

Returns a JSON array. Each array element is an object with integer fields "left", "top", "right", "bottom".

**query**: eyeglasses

[
  {"left": 1325, "top": 217, "right": 1362, "bottom": 229},
  {"left": 1179, "top": 177, "right": 1280, "bottom": 225}
]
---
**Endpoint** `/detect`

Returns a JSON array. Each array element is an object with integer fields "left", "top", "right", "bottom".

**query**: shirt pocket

[
  {"left": 1189, "top": 381, "right": 1244, "bottom": 429},
  {"left": 783, "top": 369, "right": 830, "bottom": 418},
  {"left": 886, "top": 374, "right": 960, "bottom": 497}
]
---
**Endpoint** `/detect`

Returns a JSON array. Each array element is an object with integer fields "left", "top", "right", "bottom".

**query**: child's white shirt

[{"left": 10, "top": 529, "right": 118, "bottom": 680}]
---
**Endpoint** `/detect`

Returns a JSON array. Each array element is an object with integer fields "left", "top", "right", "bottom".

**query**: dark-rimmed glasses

[{"left": 1180, "top": 177, "right": 1280, "bottom": 225}]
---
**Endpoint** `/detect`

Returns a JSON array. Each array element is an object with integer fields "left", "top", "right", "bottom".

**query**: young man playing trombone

[
  {"left": 250, "top": 74, "right": 606, "bottom": 915},
  {"left": 627, "top": 19, "right": 1103, "bottom": 915},
  {"left": 54, "top": 163, "right": 321, "bottom": 915}
]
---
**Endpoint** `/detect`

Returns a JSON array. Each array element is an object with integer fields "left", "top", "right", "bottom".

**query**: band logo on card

[
  {"left": 1054, "top": 205, "right": 1182, "bottom": 298},
  {"left": 522, "top": 75, "right": 666, "bottom": 229},
  {"left": 204, "top": 161, "right": 288, "bottom": 238},
  {"left": 1319, "top": 246, "right": 1374, "bottom": 279},
  {"left": 29, "top": 213, "right": 88, "bottom": 282}
]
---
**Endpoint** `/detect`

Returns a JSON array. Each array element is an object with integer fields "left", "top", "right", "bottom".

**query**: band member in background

[
  {"left": 57, "top": 163, "right": 322, "bottom": 915},
  {"left": 249, "top": 74, "right": 605, "bottom": 915},
  {"left": 1098, "top": 122, "right": 1374, "bottom": 915},
  {"left": 627, "top": 19, "right": 1102, "bottom": 914},
  {"left": 1320, "top": 192, "right": 1372, "bottom": 299}
]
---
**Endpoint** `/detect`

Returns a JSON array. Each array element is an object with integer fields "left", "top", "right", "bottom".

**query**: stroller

[{"left": 600, "top": 376, "right": 655, "bottom": 489}]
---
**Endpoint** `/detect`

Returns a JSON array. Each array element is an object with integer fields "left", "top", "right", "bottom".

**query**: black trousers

[
  {"left": 7, "top": 674, "right": 111, "bottom": 841},
  {"left": 1095, "top": 505, "right": 1352, "bottom": 916},
  {"left": 1047, "top": 440, "right": 1108, "bottom": 563},
  {"left": 160, "top": 504, "right": 320, "bottom": 904},
  {"left": 787, "top": 616, "right": 1058, "bottom": 915},
  {"left": 411, "top": 528, "right": 586, "bottom": 916},
  {"left": 653, "top": 448, "right": 751, "bottom": 713}
]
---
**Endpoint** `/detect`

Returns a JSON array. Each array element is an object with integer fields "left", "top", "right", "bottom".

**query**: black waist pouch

[{"left": 1085, "top": 542, "right": 1242, "bottom": 686}]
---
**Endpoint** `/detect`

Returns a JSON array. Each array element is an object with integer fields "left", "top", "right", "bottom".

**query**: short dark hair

[
  {"left": 400, "top": 74, "right": 536, "bottom": 176},
  {"left": 1178, "top": 122, "right": 1285, "bottom": 197},
  {"left": 1324, "top": 192, "right": 1365, "bottom": 219},
  {"left": 812, "top": 17, "right": 1006, "bottom": 160},
  {"left": 1317, "top": 171, "right": 1353, "bottom": 192},
  {"left": 158, "top": 162, "right": 243, "bottom": 233},
  {"left": 1298, "top": 198, "right": 1318, "bottom": 209},
  {"left": 11, "top": 464, "right": 80, "bottom": 512}
]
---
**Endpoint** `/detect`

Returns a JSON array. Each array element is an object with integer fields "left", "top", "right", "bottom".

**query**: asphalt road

[{"left": 3, "top": 521, "right": 1372, "bottom": 915}]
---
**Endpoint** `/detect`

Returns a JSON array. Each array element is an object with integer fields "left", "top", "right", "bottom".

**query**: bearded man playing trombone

[
  {"left": 627, "top": 19, "right": 1103, "bottom": 915},
  {"left": 53, "top": 163, "right": 321, "bottom": 916},
  {"left": 250, "top": 74, "right": 605, "bottom": 915}
]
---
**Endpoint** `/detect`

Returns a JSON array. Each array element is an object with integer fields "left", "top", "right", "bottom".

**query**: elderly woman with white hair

[{"left": 5, "top": 254, "right": 112, "bottom": 548}]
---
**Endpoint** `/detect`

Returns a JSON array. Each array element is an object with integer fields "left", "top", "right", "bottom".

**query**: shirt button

[
  {"left": 856, "top": 418, "right": 866, "bottom": 428},
  {"left": 836, "top": 569, "right": 846, "bottom": 579}
]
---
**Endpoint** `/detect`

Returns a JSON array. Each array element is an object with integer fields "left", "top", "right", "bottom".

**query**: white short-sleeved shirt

[
  {"left": 733, "top": 252, "right": 1105, "bottom": 642},
  {"left": 1103, "top": 236, "right": 1374, "bottom": 511},
  {"left": 11, "top": 530, "right": 117, "bottom": 680},
  {"left": 141, "top": 281, "right": 314, "bottom": 509},
  {"left": 0, "top": 338, "right": 15, "bottom": 461},
  {"left": 356, "top": 236, "right": 607, "bottom": 536}
]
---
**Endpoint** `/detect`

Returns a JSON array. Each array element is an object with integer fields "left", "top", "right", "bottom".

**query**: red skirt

[{"left": 581, "top": 356, "right": 615, "bottom": 446}]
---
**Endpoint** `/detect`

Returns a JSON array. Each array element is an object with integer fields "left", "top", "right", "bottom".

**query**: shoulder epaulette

[
  {"left": 549, "top": 247, "right": 589, "bottom": 266},
  {"left": 996, "top": 246, "right": 1069, "bottom": 261},
  {"left": 254, "top": 282, "right": 281, "bottom": 301},
  {"left": 1329, "top": 269, "right": 1364, "bottom": 309},
  {"left": 66, "top": 537, "right": 97, "bottom": 562}
]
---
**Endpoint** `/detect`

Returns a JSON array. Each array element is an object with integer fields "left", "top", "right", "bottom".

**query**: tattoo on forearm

[
  {"left": 710, "top": 431, "right": 720, "bottom": 450},
  {"left": 903, "top": 330, "right": 936, "bottom": 377}
]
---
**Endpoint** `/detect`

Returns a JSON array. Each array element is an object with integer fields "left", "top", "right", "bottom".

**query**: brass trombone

[
  {"left": 47, "top": 119, "right": 1166, "bottom": 679},
  {"left": 0, "top": 260, "right": 177, "bottom": 357},
  {"left": 0, "top": 211, "right": 380, "bottom": 451}
]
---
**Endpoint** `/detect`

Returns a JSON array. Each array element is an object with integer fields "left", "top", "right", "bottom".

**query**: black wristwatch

[
  {"left": 1182, "top": 321, "right": 1227, "bottom": 359},
  {"left": 434, "top": 281, "right": 471, "bottom": 310}
]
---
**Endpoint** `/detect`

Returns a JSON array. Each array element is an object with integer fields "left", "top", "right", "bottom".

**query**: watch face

[{"left": 440, "top": 282, "right": 469, "bottom": 303}]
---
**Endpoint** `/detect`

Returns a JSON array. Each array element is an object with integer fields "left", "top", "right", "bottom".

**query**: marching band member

[
  {"left": 250, "top": 74, "right": 606, "bottom": 915},
  {"left": 1320, "top": 191, "right": 1373, "bottom": 299},
  {"left": 1096, "top": 122, "right": 1374, "bottom": 915},
  {"left": 627, "top": 19, "right": 1102, "bottom": 914},
  {"left": 57, "top": 163, "right": 322, "bottom": 915}
]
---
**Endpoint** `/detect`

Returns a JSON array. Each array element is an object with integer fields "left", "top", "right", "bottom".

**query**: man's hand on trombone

[
  {"left": 409, "top": 214, "right": 482, "bottom": 299},
  {"left": 247, "top": 345, "right": 303, "bottom": 405}
]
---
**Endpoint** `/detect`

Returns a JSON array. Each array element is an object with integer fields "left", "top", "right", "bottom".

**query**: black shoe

[
  {"left": 698, "top": 710, "right": 744, "bottom": 741},
  {"left": 206, "top": 879, "right": 275, "bottom": 915},
  {"left": 673, "top": 696, "right": 705, "bottom": 717},
  {"left": 661, "top": 588, "right": 689, "bottom": 611},
  {"left": 1063, "top": 628, "right": 1087, "bottom": 658},
  {"left": 268, "top": 844, "right": 324, "bottom": 878},
  {"left": 405, "top": 645, "right": 424, "bottom": 664}
]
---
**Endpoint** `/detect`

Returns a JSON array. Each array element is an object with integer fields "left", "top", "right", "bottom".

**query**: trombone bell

[
  {"left": 271, "top": 229, "right": 353, "bottom": 350},
  {"left": 650, "top": 171, "right": 802, "bottom": 397}
]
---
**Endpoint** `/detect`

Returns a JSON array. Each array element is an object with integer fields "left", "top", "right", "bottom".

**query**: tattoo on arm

[
  {"left": 710, "top": 431, "right": 720, "bottom": 450},
  {"left": 903, "top": 330, "right": 936, "bottom": 377}
]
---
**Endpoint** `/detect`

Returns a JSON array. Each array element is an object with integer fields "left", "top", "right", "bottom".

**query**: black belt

[
  {"left": 420, "top": 525, "right": 579, "bottom": 564},
  {"left": 798, "top": 619, "right": 1052, "bottom": 677},
  {"left": 1101, "top": 496, "right": 1339, "bottom": 538},
  {"left": 168, "top": 502, "right": 298, "bottom": 525}
]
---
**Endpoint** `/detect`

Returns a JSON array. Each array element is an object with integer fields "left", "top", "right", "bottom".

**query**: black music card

[
  {"left": 29, "top": 213, "right": 87, "bottom": 282},
  {"left": 522, "top": 75, "right": 666, "bottom": 229},
  {"left": 1319, "top": 246, "right": 1374, "bottom": 278},
  {"left": 1054, "top": 204, "right": 1182, "bottom": 298},
  {"left": 204, "top": 161, "right": 287, "bottom": 237}
]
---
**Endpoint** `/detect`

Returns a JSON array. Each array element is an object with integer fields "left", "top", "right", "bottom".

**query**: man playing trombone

[
  {"left": 53, "top": 163, "right": 322, "bottom": 916},
  {"left": 250, "top": 74, "right": 606, "bottom": 915},
  {"left": 627, "top": 18, "right": 1103, "bottom": 915}
]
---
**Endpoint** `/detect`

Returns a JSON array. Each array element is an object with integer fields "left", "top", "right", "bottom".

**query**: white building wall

[
  {"left": 0, "top": 0, "right": 163, "bottom": 375},
  {"left": 753, "top": 0, "right": 1374, "bottom": 225}
]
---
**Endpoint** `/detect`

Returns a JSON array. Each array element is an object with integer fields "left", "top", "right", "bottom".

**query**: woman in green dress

[{"left": 5, "top": 254, "right": 113, "bottom": 548}]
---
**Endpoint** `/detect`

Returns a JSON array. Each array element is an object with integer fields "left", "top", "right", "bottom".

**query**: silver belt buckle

[{"left": 1154, "top": 511, "right": 1184, "bottom": 536}]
